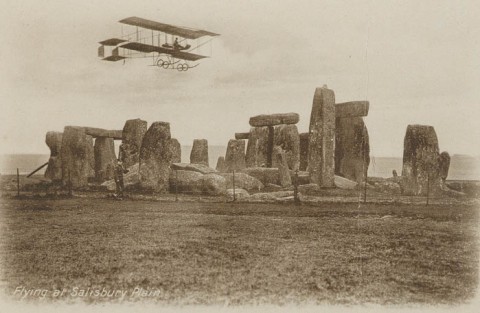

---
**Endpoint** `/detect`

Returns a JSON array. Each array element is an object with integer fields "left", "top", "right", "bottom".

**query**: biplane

[{"left": 98, "top": 17, "right": 219, "bottom": 71}]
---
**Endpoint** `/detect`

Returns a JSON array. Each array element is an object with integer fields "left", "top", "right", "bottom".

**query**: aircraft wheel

[
  {"left": 182, "top": 64, "right": 189, "bottom": 71},
  {"left": 156, "top": 59, "right": 164, "bottom": 67},
  {"left": 162, "top": 61, "right": 170, "bottom": 69}
]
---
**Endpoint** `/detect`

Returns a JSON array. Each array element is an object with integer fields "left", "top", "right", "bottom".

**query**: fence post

[
  {"left": 68, "top": 172, "right": 72, "bottom": 196},
  {"left": 175, "top": 170, "right": 178, "bottom": 202},
  {"left": 232, "top": 169, "right": 236, "bottom": 202},
  {"left": 426, "top": 173, "right": 430, "bottom": 206},
  {"left": 294, "top": 169, "right": 300, "bottom": 205},
  {"left": 16, "top": 168, "right": 20, "bottom": 197}
]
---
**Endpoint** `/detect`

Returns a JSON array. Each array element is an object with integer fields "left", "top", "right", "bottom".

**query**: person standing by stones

[{"left": 113, "top": 159, "right": 128, "bottom": 198}]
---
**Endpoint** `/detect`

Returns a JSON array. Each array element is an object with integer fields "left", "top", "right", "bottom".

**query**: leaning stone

[
  {"left": 335, "top": 117, "right": 370, "bottom": 183},
  {"left": 218, "top": 172, "right": 264, "bottom": 191},
  {"left": 334, "top": 175, "right": 358, "bottom": 189},
  {"left": 249, "top": 113, "right": 299, "bottom": 127},
  {"left": 273, "top": 146, "right": 292, "bottom": 187},
  {"left": 190, "top": 139, "right": 209, "bottom": 166},
  {"left": 225, "top": 139, "right": 246, "bottom": 172},
  {"left": 119, "top": 119, "right": 148, "bottom": 168},
  {"left": 245, "top": 127, "right": 269, "bottom": 168},
  {"left": 308, "top": 87, "right": 336, "bottom": 187},
  {"left": 139, "top": 122, "right": 173, "bottom": 192},
  {"left": 299, "top": 132, "right": 309, "bottom": 171},
  {"left": 94, "top": 137, "right": 116, "bottom": 182},
  {"left": 274, "top": 124, "right": 300, "bottom": 170},
  {"left": 401, "top": 125, "right": 441, "bottom": 196},
  {"left": 45, "top": 131, "right": 63, "bottom": 181},
  {"left": 60, "top": 126, "right": 95, "bottom": 188}
]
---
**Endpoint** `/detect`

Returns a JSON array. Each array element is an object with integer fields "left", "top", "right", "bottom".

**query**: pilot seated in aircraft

[{"left": 173, "top": 38, "right": 182, "bottom": 50}]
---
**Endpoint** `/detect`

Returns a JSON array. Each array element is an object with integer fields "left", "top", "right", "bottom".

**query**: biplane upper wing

[
  {"left": 119, "top": 16, "right": 219, "bottom": 40},
  {"left": 120, "top": 42, "right": 207, "bottom": 62}
]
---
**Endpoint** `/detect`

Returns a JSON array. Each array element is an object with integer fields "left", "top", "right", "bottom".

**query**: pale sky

[{"left": 1, "top": 0, "right": 479, "bottom": 157}]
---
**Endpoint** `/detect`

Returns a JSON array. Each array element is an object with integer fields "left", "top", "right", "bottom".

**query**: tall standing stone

[
  {"left": 170, "top": 138, "right": 182, "bottom": 163},
  {"left": 438, "top": 151, "right": 451, "bottom": 184},
  {"left": 225, "top": 139, "right": 246, "bottom": 172},
  {"left": 190, "top": 139, "right": 209, "bottom": 166},
  {"left": 401, "top": 125, "right": 441, "bottom": 195},
  {"left": 94, "top": 137, "right": 116, "bottom": 182},
  {"left": 119, "top": 119, "right": 148, "bottom": 168},
  {"left": 274, "top": 124, "right": 300, "bottom": 170},
  {"left": 272, "top": 146, "right": 292, "bottom": 187},
  {"left": 245, "top": 127, "right": 269, "bottom": 168},
  {"left": 45, "top": 131, "right": 63, "bottom": 181},
  {"left": 139, "top": 122, "right": 173, "bottom": 192},
  {"left": 216, "top": 156, "right": 226, "bottom": 172},
  {"left": 299, "top": 132, "right": 309, "bottom": 171},
  {"left": 335, "top": 117, "right": 370, "bottom": 183},
  {"left": 60, "top": 126, "right": 95, "bottom": 188},
  {"left": 308, "top": 86, "right": 336, "bottom": 187}
]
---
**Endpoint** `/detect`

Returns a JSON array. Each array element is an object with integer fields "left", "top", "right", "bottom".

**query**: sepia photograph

[{"left": 0, "top": 0, "right": 479, "bottom": 312}]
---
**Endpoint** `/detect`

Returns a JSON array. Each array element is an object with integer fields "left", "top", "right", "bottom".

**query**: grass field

[{"left": 0, "top": 197, "right": 478, "bottom": 305}]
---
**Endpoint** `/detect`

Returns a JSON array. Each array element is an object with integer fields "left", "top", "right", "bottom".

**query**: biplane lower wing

[
  {"left": 120, "top": 42, "right": 207, "bottom": 62},
  {"left": 103, "top": 55, "right": 127, "bottom": 62}
]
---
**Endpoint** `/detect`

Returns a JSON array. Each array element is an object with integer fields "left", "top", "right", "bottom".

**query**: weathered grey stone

[
  {"left": 273, "top": 146, "right": 292, "bottom": 187},
  {"left": 190, "top": 139, "right": 209, "bottom": 166},
  {"left": 84, "top": 127, "right": 123, "bottom": 139},
  {"left": 274, "top": 124, "right": 300, "bottom": 170},
  {"left": 94, "top": 137, "right": 116, "bottom": 182},
  {"left": 401, "top": 125, "right": 442, "bottom": 196},
  {"left": 169, "top": 138, "right": 181, "bottom": 163},
  {"left": 308, "top": 86, "right": 336, "bottom": 187},
  {"left": 218, "top": 172, "right": 264, "bottom": 191},
  {"left": 335, "top": 101, "right": 369, "bottom": 118},
  {"left": 200, "top": 173, "right": 227, "bottom": 196},
  {"left": 235, "top": 132, "right": 250, "bottom": 140},
  {"left": 299, "top": 132, "right": 309, "bottom": 171},
  {"left": 171, "top": 163, "right": 217, "bottom": 174},
  {"left": 45, "top": 131, "right": 63, "bottom": 181},
  {"left": 245, "top": 127, "right": 269, "bottom": 168},
  {"left": 101, "top": 163, "right": 140, "bottom": 191},
  {"left": 246, "top": 191, "right": 294, "bottom": 202},
  {"left": 335, "top": 117, "right": 370, "bottom": 183},
  {"left": 439, "top": 151, "right": 451, "bottom": 183},
  {"left": 249, "top": 113, "right": 299, "bottom": 127},
  {"left": 139, "top": 122, "right": 173, "bottom": 192},
  {"left": 216, "top": 156, "right": 226, "bottom": 172},
  {"left": 169, "top": 170, "right": 226, "bottom": 195},
  {"left": 225, "top": 139, "right": 246, "bottom": 172},
  {"left": 240, "top": 167, "right": 279, "bottom": 185},
  {"left": 334, "top": 175, "right": 357, "bottom": 190},
  {"left": 60, "top": 126, "right": 95, "bottom": 188},
  {"left": 119, "top": 119, "right": 148, "bottom": 168},
  {"left": 291, "top": 170, "right": 310, "bottom": 185}
]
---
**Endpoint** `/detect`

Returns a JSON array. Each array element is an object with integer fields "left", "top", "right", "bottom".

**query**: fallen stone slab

[
  {"left": 335, "top": 101, "right": 369, "bottom": 118},
  {"left": 101, "top": 163, "right": 140, "bottom": 191},
  {"left": 249, "top": 113, "right": 299, "bottom": 127},
  {"left": 241, "top": 167, "right": 279, "bottom": 186},
  {"left": 334, "top": 175, "right": 358, "bottom": 189},
  {"left": 298, "top": 183, "right": 320, "bottom": 195},
  {"left": 246, "top": 190, "right": 294, "bottom": 202},
  {"left": 218, "top": 172, "right": 264, "bottom": 191},
  {"left": 171, "top": 163, "right": 218, "bottom": 174},
  {"left": 169, "top": 170, "right": 226, "bottom": 196}
]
